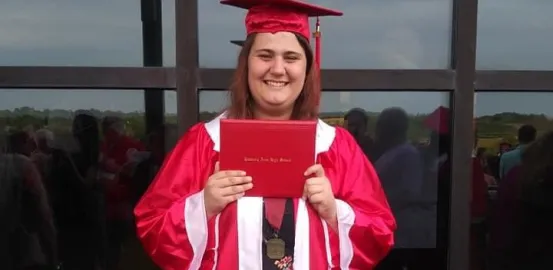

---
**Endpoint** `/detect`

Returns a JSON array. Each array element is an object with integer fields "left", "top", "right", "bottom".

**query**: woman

[{"left": 134, "top": 0, "right": 396, "bottom": 269}]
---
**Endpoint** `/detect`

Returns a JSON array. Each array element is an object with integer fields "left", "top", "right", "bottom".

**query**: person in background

[
  {"left": 100, "top": 116, "right": 145, "bottom": 270},
  {"left": 499, "top": 125, "right": 536, "bottom": 180},
  {"left": 31, "top": 129, "right": 55, "bottom": 181},
  {"left": 489, "top": 131, "right": 553, "bottom": 269},
  {"left": 7, "top": 130, "right": 36, "bottom": 157},
  {"left": 498, "top": 142, "right": 512, "bottom": 156},
  {"left": 372, "top": 107, "right": 429, "bottom": 270},
  {"left": 1, "top": 153, "right": 58, "bottom": 270},
  {"left": 344, "top": 108, "right": 375, "bottom": 160}
]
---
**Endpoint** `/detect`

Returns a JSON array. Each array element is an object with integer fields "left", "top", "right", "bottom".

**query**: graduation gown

[{"left": 134, "top": 114, "right": 396, "bottom": 270}]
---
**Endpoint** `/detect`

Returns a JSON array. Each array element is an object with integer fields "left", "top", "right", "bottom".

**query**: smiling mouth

[{"left": 264, "top": 80, "right": 288, "bottom": 88}]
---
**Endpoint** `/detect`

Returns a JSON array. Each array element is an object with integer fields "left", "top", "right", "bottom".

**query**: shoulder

[
  {"left": 500, "top": 151, "right": 516, "bottom": 161},
  {"left": 398, "top": 143, "right": 421, "bottom": 158},
  {"left": 318, "top": 120, "right": 359, "bottom": 156},
  {"left": 171, "top": 120, "right": 215, "bottom": 155}
]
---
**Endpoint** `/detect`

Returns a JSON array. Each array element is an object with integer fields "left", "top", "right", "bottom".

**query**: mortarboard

[
  {"left": 220, "top": 0, "right": 343, "bottom": 68},
  {"left": 424, "top": 106, "right": 451, "bottom": 135},
  {"left": 230, "top": 40, "right": 245, "bottom": 47}
]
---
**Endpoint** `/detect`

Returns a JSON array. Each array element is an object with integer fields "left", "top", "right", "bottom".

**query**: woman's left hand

[{"left": 303, "top": 164, "right": 337, "bottom": 223}]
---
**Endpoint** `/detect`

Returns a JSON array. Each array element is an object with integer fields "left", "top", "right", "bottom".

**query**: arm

[
  {"left": 134, "top": 125, "right": 215, "bottom": 270},
  {"left": 329, "top": 129, "right": 396, "bottom": 269}
]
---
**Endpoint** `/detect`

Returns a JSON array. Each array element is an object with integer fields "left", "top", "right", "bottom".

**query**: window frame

[{"left": 3, "top": 0, "right": 553, "bottom": 269}]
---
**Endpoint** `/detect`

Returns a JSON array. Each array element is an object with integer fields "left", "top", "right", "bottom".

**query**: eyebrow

[{"left": 254, "top": 48, "right": 303, "bottom": 56}]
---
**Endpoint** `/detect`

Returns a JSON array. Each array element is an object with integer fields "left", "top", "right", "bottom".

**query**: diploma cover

[{"left": 219, "top": 119, "right": 317, "bottom": 198}]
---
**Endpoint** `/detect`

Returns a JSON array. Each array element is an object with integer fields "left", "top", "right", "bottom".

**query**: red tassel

[
  {"left": 313, "top": 17, "right": 321, "bottom": 106},
  {"left": 314, "top": 17, "right": 321, "bottom": 68}
]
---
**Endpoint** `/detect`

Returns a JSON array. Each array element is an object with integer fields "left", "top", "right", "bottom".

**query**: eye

[
  {"left": 285, "top": 55, "right": 299, "bottom": 61},
  {"left": 284, "top": 53, "right": 301, "bottom": 62},
  {"left": 257, "top": 54, "right": 272, "bottom": 61}
]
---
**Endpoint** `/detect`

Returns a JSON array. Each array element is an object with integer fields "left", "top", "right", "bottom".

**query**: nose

[{"left": 269, "top": 57, "right": 286, "bottom": 76}]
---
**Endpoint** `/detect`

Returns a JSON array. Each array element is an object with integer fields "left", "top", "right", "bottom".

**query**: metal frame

[
  {"left": 448, "top": 0, "right": 478, "bottom": 269},
  {"left": 1, "top": 0, "right": 552, "bottom": 269},
  {"left": 198, "top": 69, "right": 455, "bottom": 90},
  {"left": 0, "top": 66, "right": 175, "bottom": 89}
]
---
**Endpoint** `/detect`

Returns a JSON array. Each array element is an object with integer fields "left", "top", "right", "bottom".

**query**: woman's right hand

[{"left": 204, "top": 162, "right": 253, "bottom": 219}]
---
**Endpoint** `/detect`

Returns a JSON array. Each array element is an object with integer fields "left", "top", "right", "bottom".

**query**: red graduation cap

[
  {"left": 424, "top": 106, "right": 451, "bottom": 134},
  {"left": 220, "top": 0, "right": 343, "bottom": 68}
]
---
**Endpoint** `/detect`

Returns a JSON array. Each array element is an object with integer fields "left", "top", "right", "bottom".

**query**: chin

[
  {"left": 260, "top": 95, "right": 288, "bottom": 106},
  {"left": 263, "top": 101, "right": 288, "bottom": 109}
]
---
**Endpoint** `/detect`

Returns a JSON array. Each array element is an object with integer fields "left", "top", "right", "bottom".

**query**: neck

[{"left": 253, "top": 107, "right": 292, "bottom": 120}]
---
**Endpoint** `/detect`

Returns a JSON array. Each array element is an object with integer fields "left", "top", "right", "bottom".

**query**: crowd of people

[
  {"left": 344, "top": 108, "right": 553, "bottom": 270},
  {"left": 2, "top": 106, "right": 552, "bottom": 270},
  {"left": 0, "top": 112, "right": 171, "bottom": 270},
  {"left": 472, "top": 124, "right": 553, "bottom": 270}
]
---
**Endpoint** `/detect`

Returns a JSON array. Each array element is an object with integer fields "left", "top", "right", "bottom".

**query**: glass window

[
  {"left": 0, "top": 89, "right": 173, "bottom": 270},
  {"left": 162, "top": 0, "right": 176, "bottom": 66},
  {"left": 198, "top": 0, "right": 452, "bottom": 69},
  {"left": 0, "top": 0, "right": 175, "bottom": 67},
  {"left": 199, "top": 90, "right": 453, "bottom": 269},
  {"left": 472, "top": 92, "right": 553, "bottom": 269},
  {"left": 164, "top": 90, "right": 178, "bottom": 150},
  {"left": 476, "top": 1, "right": 553, "bottom": 70}
]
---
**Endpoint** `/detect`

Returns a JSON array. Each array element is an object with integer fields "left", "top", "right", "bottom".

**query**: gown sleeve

[
  {"left": 133, "top": 123, "right": 216, "bottom": 270},
  {"left": 328, "top": 128, "right": 397, "bottom": 269}
]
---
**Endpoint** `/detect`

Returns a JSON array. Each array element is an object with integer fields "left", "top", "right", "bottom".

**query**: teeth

[{"left": 265, "top": 81, "right": 286, "bottom": 87}]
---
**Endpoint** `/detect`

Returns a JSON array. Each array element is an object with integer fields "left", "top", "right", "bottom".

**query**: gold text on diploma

[{"left": 243, "top": 157, "right": 292, "bottom": 163}]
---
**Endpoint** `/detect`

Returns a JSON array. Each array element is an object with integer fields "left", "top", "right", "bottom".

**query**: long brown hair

[{"left": 226, "top": 33, "right": 320, "bottom": 120}]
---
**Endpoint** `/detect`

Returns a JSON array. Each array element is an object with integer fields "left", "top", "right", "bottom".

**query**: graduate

[{"left": 134, "top": 0, "right": 396, "bottom": 269}]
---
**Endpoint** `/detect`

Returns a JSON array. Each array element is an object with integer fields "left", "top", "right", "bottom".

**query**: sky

[{"left": 1, "top": 0, "right": 553, "bottom": 116}]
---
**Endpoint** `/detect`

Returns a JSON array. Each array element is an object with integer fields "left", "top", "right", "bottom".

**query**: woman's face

[{"left": 247, "top": 32, "right": 307, "bottom": 117}]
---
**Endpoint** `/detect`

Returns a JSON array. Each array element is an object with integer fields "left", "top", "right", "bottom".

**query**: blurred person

[
  {"left": 0, "top": 153, "right": 57, "bottom": 270},
  {"left": 420, "top": 106, "right": 488, "bottom": 270},
  {"left": 498, "top": 142, "right": 512, "bottom": 156},
  {"left": 34, "top": 129, "right": 54, "bottom": 154},
  {"left": 130, "top": 124, "right": 168, "bottom": 207},
  {"left": 100, "top": 116, "right": 145, "bottom": 270},
  {"left": 372, "top": 107, "right": 429, "bottom": 270},
  {"left": 8, "top": 130, "right": 36, "bottom": 157},
  {"left": 344, "top": 107, "right": 374, "bottom": 160},
  {"left": 489, "top": 131, "right": 553, "bottom": 270},
  {"left": 47, "top": 112, "right": 106, "bottom": 270},
  {"left": 31, "top": 129, "right": 55, "bottom": 181},
  {"left": 499, "top": 125, "right": 537, "bottom": 180}
]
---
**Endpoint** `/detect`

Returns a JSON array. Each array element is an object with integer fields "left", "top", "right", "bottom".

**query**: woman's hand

[
  {"left": 303, "top": 164, "right": 337, "bottom": 227},
  {"left": 204, "top": 162, "right": 253, "bottom": 219}
]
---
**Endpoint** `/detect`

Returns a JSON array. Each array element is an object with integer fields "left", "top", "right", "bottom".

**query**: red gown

[{"left": 134, "top": 114, "right": 396, "bottom": 270}]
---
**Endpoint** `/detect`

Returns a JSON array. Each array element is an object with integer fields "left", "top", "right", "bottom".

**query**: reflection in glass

[
  {"left": 198, "top": 0, "right": 452, "bottom": 69},
  {"left": 0, "top": 0, "right": 176, "bottom": 66},
  {"left": 0, "top": 89, "right": 170, "bottom": 270},
  {"left": 473, "top": 92, "right": 553, "bottom": 270},
  {"left": 199, "top": 90, "right": 452, "bottom": 269},
  {"left": 476, "top": 0, "right": 553, "bottom": 70}
]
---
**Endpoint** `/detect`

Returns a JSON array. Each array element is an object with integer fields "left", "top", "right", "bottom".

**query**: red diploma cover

[{"left": 219, "top": 119, "right": 317, "bottom": 198}]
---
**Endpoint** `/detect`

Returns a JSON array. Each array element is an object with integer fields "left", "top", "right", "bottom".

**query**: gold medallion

[{"left": 266, "top": 237, "right": 286, "bottom": 260}]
